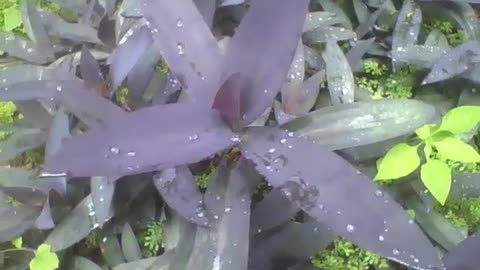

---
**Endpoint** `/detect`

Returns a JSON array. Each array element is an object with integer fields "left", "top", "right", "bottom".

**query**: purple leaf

[
  {"left": 91, "top": 176, "right": 116, "bottom": 228},
  {"left": 44, "top": 103, "right": 236, "bottom": 177},
  {"left": 251, "top": 188, "right": 300, "bottom": 234},
  {"left": 249, "top": 220, "right": 335, "bottom": 270},
  {"left": 142, "top": 0, "right": 222, "bottom": 104},
  {"left": 186, "top": 158, "right": 255, "bottom": 270},
  {"left": 283, "top": 99, "right": 437, "bottom": 150},
  {"left": 223, "top": 0, "right": 309, "bottom": 126},
  {"left": 80, "top": 46, "right": 106, "bottom": 95},
  {"left": 0, "top": 79, "right": 124, "bottom": 128},
  {"left": 391, "top": 0, "right": 422, "bottom": 71},
  {"left": 15, "top": 101, "right": 52, "bottom": 130},
  {"left": 303, "top": 45, "right": 325, "bottom": 71},
  {"left": 153, "top": 166, "right": 210, "bottom": 226},
  {"left": 127, "top": 45, "right": 162, "bottom": 102},
  {"left": 284, "top": 71, "right": 325, "bottom": 116},
  {"left": 281, "top": 41, "right": 305, "bottom": 111},
  {"left": 34, "top": 197, "right": 54, "bottom": 230},
  {"left": 422, "top": 40, "right": 480, "bottom": 85},
  {"left": 0, "top": 168, "right": 64, "bottom": 195},
  {"left": 212, "top": 73, "right": 244, "bottom": 127},
  {"left": 0, "top": 32, "right": 49, "bottom": 64},
  {"left": 0, "top": 64, "right": 63, "bottom": 88},
  {"left": 443, "top": 233, "right": 480, "bottom": 270},
  {"left": 316, "top": 0, "right": 352, "bottom": 29},
  {"left": 98, "top": 15, "right": 116, "bottom": 47},
  {"left": 355, "top": 3, "right": 388, "bottom": 39},
  {"left": 0, "top": 129, "right": 47, "bottom": 161},
  {"left": 193, "top": 0, "right": 216, "bottom": 27},
  {"left": 303, "top": 12, "right": 341, "bottom": 33},
  {"left": 113, "top": 253, "right": 173, "bottom": 270},
  {"left": 394, "top": 45, "right": 447, "bottom": 69},
  {"left": 239, "top": 127, "right": 443, "bottom": 269},
  {"left": 21, "top": 0, "right": 54, "bottom": 59},
  {"left": 0, "top": 190, "right": 40, "bottom": 242},
  {"left": 109, "top": 26, "right": 153, "bottom": 89},
  {"left": 71, "top": 256, "right": 102, "bottom": 270},
  {"left": 39, "top": 10, "right": 101, "bottom": 44},
  {"left": 346, "top": 38, "right": 375, "bottom": 70},
  {"left": 323, "top": 40, "right": 355, "bottom": 105},
  {"left": 303, "top": 27, "right": 356, "bottom": 44},
  {"left": 100, "top": 234, "right": 126, "bottom": 267},
  {"left": 121, "top": 223, "right": 143, "bottom": 262}
]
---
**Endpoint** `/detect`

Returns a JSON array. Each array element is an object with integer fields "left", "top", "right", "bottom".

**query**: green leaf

[
  {"left": 415, "top": 124, "right": 438, "bottom": 140},
  {"left": 11, "top": 236, "right": 22, "bottom": 248},
  {"left": 433, "top": 137, "right": 480, "bottom": 163},
  {"left": 375, "top": 143, "right": 420, "bottom": 180},
  {"left": 421, "top": 160, "right": 451, "bottom": 205},
  {"left": 3, "top": 5, "right": 22, "bottom": 31},
  {"left": 439, "top": 106, "right": 480, "bottom": 134},
  {"left": 29, "top": 244, "right": 59, "bottom": 270},
  {"left": 424, "top": 143, "right": 432, "bottom": 159}
]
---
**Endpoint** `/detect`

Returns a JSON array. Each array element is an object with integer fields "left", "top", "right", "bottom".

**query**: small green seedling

[
  {"left": 0, "top": 237, "right": 59, "bottom": 270},
  {"left": 375, "top": 106, "right": 480, "bottom": 205}
]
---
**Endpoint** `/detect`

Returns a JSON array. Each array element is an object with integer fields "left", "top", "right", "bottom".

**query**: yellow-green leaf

[
  {"left": 3, "top": 5, "right": 22, "bottom": 31},
  {"left": 11, "top": 236, "right": 22, "bottom": 248},
  {"left": 439, "top": 105, "right": 480, "bottom": 134},
  {"left": 421, "top": 160, "right": 451, "bottom": 205},
  {"left": 29, "top": 244, "right": 59, "bottom": 270},
  {"left": 375, "top": 143, "right": 420, "bottom": 180},
  {"left": 433, "top": 137, "right": 480, "bottom": 163},
  {"left": 415, "top": 124, "right": 438, "bottom": 140},
  {"left": 423, "top": 143, "right": 432, "bottom": 159}
]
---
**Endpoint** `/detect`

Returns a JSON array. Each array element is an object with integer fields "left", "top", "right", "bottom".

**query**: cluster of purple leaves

[{"left": 3, "top": 0, "right": 480, "bottom": 269}]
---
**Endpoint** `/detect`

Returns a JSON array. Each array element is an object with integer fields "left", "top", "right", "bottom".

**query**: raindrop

[
  {"left": 189, "top": 134, "right": 199, "bottom": 141},
  {"left": 197, "top": 212, "right": 205, "bottom": 217},
  {"left": 27, "top": 48, "right": 33, "bottom": 53},
  {"left": 214, "top": 215, "right": 219, "bottom": 219},
  {"left": 346, "top": 224, "right": 355, "bottom": 232},
  {"left": 375, "top": 190, "right": 383, "bottom": 197},
  {"left": 224, "top": 208, "right": 231, "bottom": 213},
  {"left": 99, "top": 185, "right": 103, "bottom": 190},
  {"left": 176, "top": 19, "right": 184, "bottom": 27},
  {"left": 378, "top": 235, "right": 384, "bottom": 241},
  {"left": 99, "top": 197, "right": 105, "bottom": 202},
  {"left": 408, "top": 219, "right": 414, "bottom": 224},
  {"left": 1, "top": 78, "right": 6, "bottom": 83},
  {"left": 392, "top": 249, "right": 400, "bottom": 255},
  {"left": 414, "top": 258, "right": 419, "bottom": 263},
  {"left": 127, "top": 151, "right": 136, "bottom": 157},
  {"left": 231, "top": 135, "right": 241, "bottom": 143},
  {"left": 102, "top": 237, "right": 107, "bottom": 243},
  {"left": 280, "top": 138, "right": 287, "bottom": 144},
  {"left": 177, "top": 43, "right": 185, "bottom": 55},
  {"left": 88, "top": 211, "right": 95, "bottom": 217},
  {"left": 109, "top": 147, "right": 120, "bottom": 154},
  {"left": 268, "top": 148, "right": 276, "bottom": 153},
  {"left": 288, "top": 132, "right": 294, "bottom": 137},
  {"left": 216, "top": 196, "right": 221, "bottom": 200},
  {"left": 288, "top": 145, "right": 293, "bottom": 149}
]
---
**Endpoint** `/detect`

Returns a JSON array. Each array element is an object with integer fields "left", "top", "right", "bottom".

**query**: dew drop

[
  {"left": 231, "top": 135, "right": 241, "bottom": 143},
  {"left": 127, "top": 151, "right": 136, "bottom": 157},
  {"left": 280, "top": 138, "right": 286, "bottom": 144},
  {"left": 224, "top": 207, "right": 231, "bottom": 213},
  {"left": 268, "top": 148, "right": 276, "bottom": 153},
  {"left": 216, "top": 196, "right": 221, "bottom": 200},
  {"left": 414, "top": 258, "right": 419, "bottom": 263},
  {"left": 346, "top": 224, "right": 355, "bottom": 233},
  {"left": 99, "top": 185, "right": 103, "bottom": 190},
  {"left": 214, "top": 215, "right": 219, "bottom": 219},
  {"left": 375, "top": 190, "right": 383, "bottom": 197},
  {"left": 288, "top": 132, "right": 294, "bottom": 137},
  {"left": 392, "top": 249, "right": 400, "bottom": 255},
  {"left": 378, "top": 235, "right": 384, "bottom": 241},
  {"left": 177, "top": 43, "right": 185, "bottom": 55},
  {"left": 176, "top": 19, "right": 184, "bottom": 27},
  {"left": 109, "top": 147, "right": 120, "bottom": 154},
  {"left": 99, "top": 197, "right": 104, "bottom": 202},
  {"left": 189, "top": 134, "right": 199, "bottom": 141},
  {"left": 197, "top": 212, "right": 205, "bottom": 217},
  {"left": 102, "top": 237, "right": 107, "bottom": 243}
]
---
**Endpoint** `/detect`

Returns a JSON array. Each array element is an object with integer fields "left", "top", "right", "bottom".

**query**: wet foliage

[{"left": 1, "top": 0, "right": 480, "bottom": 269}]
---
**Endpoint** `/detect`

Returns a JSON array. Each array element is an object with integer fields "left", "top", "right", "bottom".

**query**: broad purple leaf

[
  {"left": 98, "top": 15, "right": 116, "bottom": 48},
  {"left": 284, "top": 70, "right": 325, "bottom": 116},
  {"left": 391, "top": 0, "right": 422, "bottom": 71},
  {"left": 303, "top": 12, "right": 341, "bottom": 33},
  {"left": 15, "top": 101, "right": 52, "bottom": 129},
  {"left": 185, "top": 159, "right": 254, "bottom": 270},
  {"left": 127, "top": 45, "right": 162, "bottom": 101},
  {"left": 0, "top": 32, "right": 49, "bottom": 64},
  {"left": 121, "top": 223, "right": 143, "bottom": 262},
  {"left": 274, "top": 100, "right": 297, "bottom": 125},
  {"left": 0, "top": 64, "right": 60, "bottom": 88},
  {"left": 249, "top": 220, "right": 335, "bottom": 270},
  {"left": 142, "top": 0, "right": 222, "bottom": 104},
  {"left": 212, "top": 73, "right": 244, "bottom": 128},
  {"left": 316, "top": 0, "right": 352, "bottom": 29},
  {"left": 355, "top": 3, "right": 388, "bottom": 39},
  {"left": 44, "top": 103, "right": 237, "bottom": 177},
  {"left": 302, "top": 27, "right": 356, "bottom": 44},
  {"left": 394, "top": 45, "right": 447, "bottom": 68},
  {"left": 20, "top": 0, "right": 54, "bottom": 59},
  {"left": 109, "top": 26, "right": 153, "bottom": 89},
  {"left": 193, "top": 0, "right": 216, "bottom": 27},
  {"left": 223, "top": 0, "right": 309, "bottom": 126},
  {"left": 346, "top": 38, "right": 375, "bottom": 71},
  {"left": 71, "top": 256, "right": 102, "bottom": 270},
  {"left": 34, "top": 197, "right": 54, "bottom": 229},
  {"left": 153, "top": 166, "right": 210, "bottom": 226},
  {"left": 0, "top": 190, "right": 40, "bottom": 242},
  {"left": 0, "top": 79, "right": 124, "bottom": 128},
  {"left": 91, "top": 176, "right": 116, "bottom": 228},
  {"left": 239, "top": 127, "right": 443, "bottom": 269},
  {"left": 323, "top": 40, "right": 355, "bottom": 105},
  {"left": 443, "top": 233, "right": 480, "bottom": 270},
  {"left": 0, "top": 168, "right": 64, "bottom": 195},
  {"left": 0, "top": 129, "right": 47, "bottom": 161},
  {"left": 283, "top": 99, "right": 437, "bottom": 150},
  {"left": 303, "top": 45, "right": 325, "bottom": 71},
  {"left": 45, "top": 195, "right": 113, "bottom": 251},
  {"left": 422, "top": 40, "right": 480, "bottom": 85},
  {"left": 251, "top": 188, "right": 300, "bottom": 234},
  {"left": 80, "top": 46, "right": 106, "bottom": 95},
  {"left": 353, "top": 0, "right": 369, "bottom": 25}
]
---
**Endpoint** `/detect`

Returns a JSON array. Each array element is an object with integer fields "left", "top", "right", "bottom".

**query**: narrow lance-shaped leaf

[
  {"left": 422, "top": 40, "right": 480, "bottom": 85},
  {"left": 109, "top": 26, "right": 153, "bottom": 89},
  {"left": 127, "top": 45, "right": 162, "bottom": 102},
  {"left": 44, "top": 103, "right": 238, "bottom": 177},
  {"left": 315, "top": 0, "right": 352, "bottom": 29},
  {"left": 303, "top": 12, "right": 340, "bottom": 33},
  {"left": 302, "top": 27, "right": 356, "bottom": 44},
  {"left": 0, "top": 32, "right": 49, "bottom": 64},
  {"left": 239, "top": 127, "right": 443, "bottom": 269},
  {"left": 185, "top": 158, "right": 255, "bottom": 270},
  {"left": 221, "top": 0, "right": 309, "bottom": 126},
  {"left": 443, "top": 232, "right": 480, "bottom": 269},
  {"left": 283, "top": 99, "right": 437, "bottom": 150},
  {"left": 153, "top": 166, "right": 210, "bottom": 226},
  {"left": 70, "top": 256, "right": 102, "bottom": 270},
  {"left": 0, "top": 129, "right": 47, "bottom": 162},
  {"left": 284, "top": 70, "right": 325, "bottom": 116},
  {"left": 80, "top": 46, "right": 106, "bottom": 95},
  {"left": 20, "top": 0, "right": 54, "bottom": 59},
  {"left": 391, "top": 0, "right": 422, "bottom": 71},
  {"left": 323, "top": 40, "right": 355, "bottom": 105},
  {"left": 91, "top": 176, "right": 116, "bottom": 228},
  {"left": 346, "top": 38, "right": 375, "bottom": 71},
  {"left": 142, "top": 0, "right": 222, "bottom": 104},
  {"left": 101, "top": 235, "right": 126, "bottom": 267},
  {"left": 0, "top": 65, "right": 60, "bottom": 88}
]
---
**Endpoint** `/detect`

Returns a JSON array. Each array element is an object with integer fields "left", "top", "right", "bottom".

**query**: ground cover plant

[{"left": 2, "top": 0, "right": 480, "bottom": 269}]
